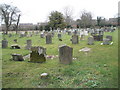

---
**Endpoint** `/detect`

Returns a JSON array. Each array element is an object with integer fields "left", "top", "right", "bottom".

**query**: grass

[{"left": 1, "top": 29, "right": 118, "bottom": 88}]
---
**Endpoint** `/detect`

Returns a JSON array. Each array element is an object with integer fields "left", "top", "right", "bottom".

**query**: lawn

[{"left": 1, "top": 29, "right": 118, "bottom": 88}]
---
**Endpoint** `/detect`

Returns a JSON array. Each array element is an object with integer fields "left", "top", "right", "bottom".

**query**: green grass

[{"left": 2, "top": 30, "right": 118, "bottom": 88}]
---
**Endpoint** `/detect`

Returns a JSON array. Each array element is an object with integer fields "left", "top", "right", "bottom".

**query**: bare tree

[
  {"left": 80, "top": 10, "right": 93, "bottom": 28},
  {"left": 63, "top": 6, "right": 74, "bottom": 28},
  {"left": 0, "top": 4, "right": 21, "bottom": 34}
]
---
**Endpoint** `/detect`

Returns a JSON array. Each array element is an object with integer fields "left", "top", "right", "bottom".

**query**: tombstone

[
  {"left": 11, "top": 54, "right": 24, "bottom": 61},
  {"left": 25, "top": 40, "right": 32, "bottom": 50},
  {"left": 46, "top": 34, "right": 52, "bottom": 44},
  {"left": 58, "top": 33, "right": 62, "bottom": 39},
  {"left": 13, "top": 39, "right": 17, "bottom": 43},
  {"left": 2, "top": 40, "right": 8, "bottom": 48},
  {"left": 11, "top": 44, "right": 21, "bottom": 49},
  {"left": 8, "top": 34, "right": 12, "bottom": 37},
  {"left": 93, "top": 35, "right": 103, "bottom": 41},
  {"left": 88, "top": 36, "right": 94, "bottom": 45},
  {"left": 74, "top": 30, "right": 77, "bottom": 35},
  {"left": 40, "top": 33, "right": 44, "bottom": 38},
  {"left": 59, "top": 45, "right": 73, "bottom": 64},
  {"left": 72, "top": 35, "right": 79, "bottom": 44},
  {"left": 103, "top": 39, "right": 110, "bottom": 45},
  {"left": 106, "top": 35, "right": 112, "bottom": 41},
  {"left": 30, "top": 46, "right": 46, "bottom": 63},
  {"left": 80, "top": 35, "right": 85, "bottom": 40},
  {"left": 68, "top": 31, "right": 71, "bottom": 35},
  {"left": 19, "top": 34, "right": 24, "bottom": 38}
]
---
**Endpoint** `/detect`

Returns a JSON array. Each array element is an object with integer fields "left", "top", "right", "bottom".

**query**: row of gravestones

[
  {"left": 2, "top": 35, "right": 113, "bottom": 48},
  {"left": 11, "top": 45, "right": 73, "bottom": 64}
]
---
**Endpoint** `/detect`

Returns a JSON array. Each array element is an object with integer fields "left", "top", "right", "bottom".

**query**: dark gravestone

[
  {"left": 106, "top": 35, "right": 112, "bottom": 41},
  {"left": 103, "top": 39, "right": 110, "bottom": 45},
  {"left": 59, "top": 45, "right": 73, "bottom": 64},
  {"left": 88, "top": 36, "right": 94, "bottom": 45},
  {"left": 2, "top": 40, "right": 8, "bottom": 48},
  {"left": 93, "top": 35, "right": 103, "bottom": 41},
  {"left": 46, "top": 34, "right": 52, "bottom": 44},
  {"left": 25, "top": 39, "right": 32, "bottom": 50},
  {"left": 72, "top": 35, "right": 79, "bottom": 44},
  {"left": 58, "top": 33, "right": 62, "bottom": 39},
  {"left": 30, "top": 46, "right": 46, "bottom": 63},
  {"left": 12, "top": 54, "right": 24, "bottom": 61}
]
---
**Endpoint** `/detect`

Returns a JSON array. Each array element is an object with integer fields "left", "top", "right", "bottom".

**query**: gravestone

[
  {"left": 8, "top": 34, "right": 12, "bottom": 37},
  {"left": 72, "top": 35, "right": 79, "bottom": 44},
  {"left": 58, "top": 33, "right": 62, "bottom": 39},
  {"left": 59, "top": 45, "right": 73, "bottom": 64},
  {"left": 80, "top": 35, "right": 84, "bottom": 40},
  {"left": 2, "top": 40, "right": 8, "bottom": 48},
  {"left": 103, "top": 39, "right": 110, "bottom": 45},
  {"left": 74, "top": 30, "right": 77, "bottom": 35},
  {"left": 11, "top": 54, "right": 24, "bottom": 61},
  {"left": 106, "top": 35, "right": 112, "bottom": 41},
  {"left": 46, "top": 34, "right": 52, "bottom": 44},
  {"left": 68, "top": 31, "right": 71, "bottom": 35},
  {"left": 30, "top": 46, "right": 46, "bottom": 63},
  {"left": 25, "top": 39, "right": 32, "bottom": 50},
  {"left": 93, "top": 35, "right": 103, "bottom": 41},
  {"left": 88, "top": 36, "right": 94, "bottom": 45},
  {"left": 40, "top": 33, "right": 44, "bottom": 38}
]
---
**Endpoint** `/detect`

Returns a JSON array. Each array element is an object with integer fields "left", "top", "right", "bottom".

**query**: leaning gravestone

[
  {"left": 30, "top": 46, "right": 46, "bottom": 63},
  {"left": 72, "top": 35, "right": 79, "bottom": 44},
  {"left": 11, "top": 54, "right": 24, "bottom": 61},
  {"left": 25, "top": 39, "right": 32, "bottom": 50},
  {"left": 88, "top": 36, "right": 94, "bottom": 45},
  {"left": 2, "top": 39, "right": 8, "bottom": 48},
  {"left": 106, "top": 35, "right": 112, "bottom": 41},
  {"left": 59, "top": 45, "right": 73, "bottom": 64},
  {"left": 46, "top": 34, "right": 52, "bottom": 44}
]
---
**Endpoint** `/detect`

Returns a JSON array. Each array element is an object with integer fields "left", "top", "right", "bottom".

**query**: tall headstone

[
  {"left": 25, "top": 39, "right": 32, "bottom": 50},
  {"left": 72, "top": 35, "right": 79, "bottom": 44},
  {"left": 46, "top": 34, "right": 52, "bottom": 44},
  {"left": 88, "top": 36, "right": 94, "bottom": 45},
  {"left": 106, "top": 35, "right": 112, "bottom": 41},
  {"left": 59, "top": 45, "right": 73, "bottom": 64},
  {"left": 103, "top": 39, "right": 110, "bottom": 45},
  {"left": 30, "top": 46, "right": 46, "bottom": 63},
  {"left": 2, "top": 40, "right": 8, "bottom": 48}
]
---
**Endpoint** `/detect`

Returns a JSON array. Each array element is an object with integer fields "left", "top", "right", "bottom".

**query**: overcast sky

[{"left": 0, "top": 0, "right": 119, "bottom": 24}]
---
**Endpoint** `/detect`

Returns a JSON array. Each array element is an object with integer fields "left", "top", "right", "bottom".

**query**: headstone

[
  {"left": 59, "top": 45, "right": 73, "bottom": 64},
  {"left": 58, "top": 33, "right": 62, "bottom": 39},
  {"left": 106, "top": 35, "right": 112, "bottom": 41},
  {"left": 8, "top": 34, "right": 12, "bottom": 37},
  {"left": 103, "top": 39, "right": 110, "bottom": 45},
  {"left": 2, "top": 40, "right": 8, "bottom": 48},
  {"left": 40, "top": 33, "right": 44, "bottom": 38},
  {"left": 25, "top": 39, "right": 32, "bottom": 50},
  {"left": 93, "top": 35, "right": 103, "bottom": 41},
  {"left": 72, "top": 35, "right": 79, "bottom": 44},
  {"left": 68, "top": 31, "right": 71, "bottom": 35},
  {"left": 88, "top": 36, "right": 94, "bottom": 45},
  {"left": 46, "top": 34, "right": 52, "bottom": 44},
  {"left": 11, "top": 54, "right": 24, "bottom": 61},
  {"left": 30, "top": 46, "right": 46, "bottom": 63},
  {"left": 80, "top": 35, "right": 84, "bottom": 40}
]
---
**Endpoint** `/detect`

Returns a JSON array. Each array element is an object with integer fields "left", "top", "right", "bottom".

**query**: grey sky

[{"left": 0, "top": 0, "right": 119, "bottom": 24}]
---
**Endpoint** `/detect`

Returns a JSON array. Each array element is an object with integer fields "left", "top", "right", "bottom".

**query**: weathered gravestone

[
  {"left": 40, "top": 33, "right": 44, "bottom": 38},
  {"left": 58, "top": 33, "right": 62, "bottom": 39},
  {"left": 88, "top": 36, "right": 94, "bottom": 45},
  {"left": 106, "top": 35, "right": 112, "bottom": 41},
  {"left": 25, "top": 39, "right": 32, "bottom": 50},
  {"left": 2, "top": 39, "right": 8, "bottom": 48},
  {"left": 72, "top": 35, "right": 79, "bottom": 44},
  {"left": 103, "top": 39, "right": 110, "bottom": 45},
  {"left": 11, "top": 54, "right": 24, "bottom": 61},
  {"left": 46, "top": 34, "right": 52, "bottom": 44},
  {"left": 59, "top": 45, "right": 73, "bottom": 64},
  {"left": 30, "top": 46, "right": 46, "bottom": 63}
]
